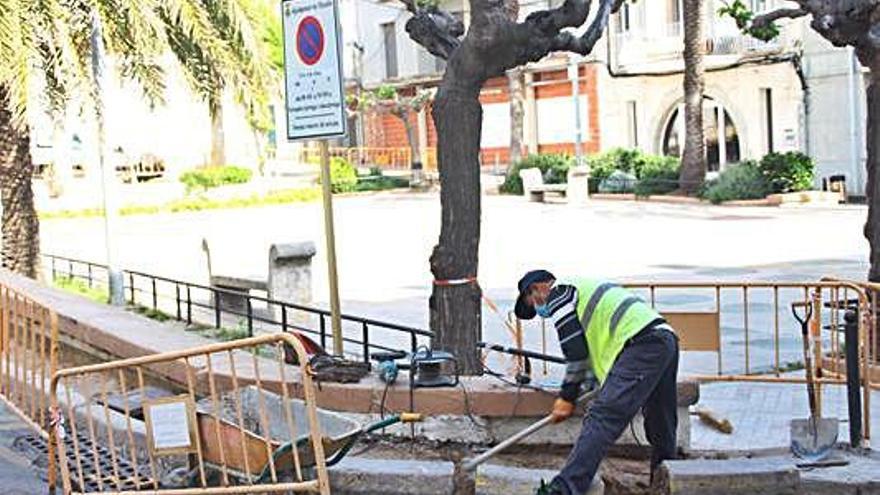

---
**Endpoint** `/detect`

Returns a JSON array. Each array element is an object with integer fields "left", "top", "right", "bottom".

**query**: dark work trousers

[{"left": 554, "top": 324, "right": 680, "bottom": 495}]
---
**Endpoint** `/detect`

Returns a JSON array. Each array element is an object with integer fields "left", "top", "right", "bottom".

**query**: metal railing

[
  {"left": 42, "top": 254, "right": 434, "bottom": 362},
  {"left": 0, "top": 282, "right": 60, "bottom": 437},
  {"left": 48, "top": 333, "right": 330, "bottom": 494}
]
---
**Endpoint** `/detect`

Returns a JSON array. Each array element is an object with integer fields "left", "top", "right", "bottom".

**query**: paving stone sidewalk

[{"left": 691, "top": 380, "right": 880, "bottom": 453}]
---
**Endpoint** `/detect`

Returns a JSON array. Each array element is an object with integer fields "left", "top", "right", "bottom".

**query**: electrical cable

[
  {"left": 379, "top": 379, "right": 391, "bottom": 420},
  {"left": 457, "top": 380, "right": 481, "bottom": 427}
]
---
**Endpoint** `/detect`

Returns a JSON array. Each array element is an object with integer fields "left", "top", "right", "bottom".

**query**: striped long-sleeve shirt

[{"left": 544, "top": 284, "right": 595, "bottom": 402}]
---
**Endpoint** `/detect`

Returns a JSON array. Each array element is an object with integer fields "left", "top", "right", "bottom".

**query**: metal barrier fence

[
  {"left": 0, "top": 282, "right": 59, "bottom": 437},
  {"left": 42, "top": 254, "right": 434, "bottom": 361},
  {"left": 48, "top": 333, "right": 330, "bottom": 494},
  {"left": 298, "top": 147, "right": 421, "bottom": 171},
  {"left": 296, "top": 146, "right": 505, "bottom": 174},
  {"left": 493, "top": 280, "right": 875, "bottom": 443}
]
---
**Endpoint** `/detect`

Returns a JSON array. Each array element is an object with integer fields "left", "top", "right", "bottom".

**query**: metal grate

[{"left": 16, "top": 433, "right": 156, "bottom": 493}]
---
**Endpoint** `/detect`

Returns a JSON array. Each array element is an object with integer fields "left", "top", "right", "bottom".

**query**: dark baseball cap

[{"left": 514, "top": 269, "right": 556, "bottom": 320}]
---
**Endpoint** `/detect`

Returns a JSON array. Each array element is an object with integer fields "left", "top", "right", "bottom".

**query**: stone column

[
  {"left": 268, "top": 242, "right": 317, "bottom": 329},
  {"left": 567, "top": 165, "right": 591, "bottom": 205}
]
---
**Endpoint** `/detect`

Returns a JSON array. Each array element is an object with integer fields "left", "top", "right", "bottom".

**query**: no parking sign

[{"left": 282, "top": 0, "right": 346, "bottom": 141}]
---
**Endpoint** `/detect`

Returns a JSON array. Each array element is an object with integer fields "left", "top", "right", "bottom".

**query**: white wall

[
  {"left": 596, "top": 62, "right": 803, "bottom": 163},
  {"left": 481, "top": 102, "right": 511, "bottom": 148},
  {"left": 355, "top": 0, "right": 437, "bottom": 85},
  {"left": 536, "top": 95, "right": 589, "bottom": 145},
  {"left": 802, "top": 28, "right": 867, "bottom": 196}
]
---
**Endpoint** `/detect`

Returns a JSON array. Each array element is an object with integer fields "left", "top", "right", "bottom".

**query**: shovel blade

[{"left": 790, "top": 418, "right": 839, "bottom": 462}]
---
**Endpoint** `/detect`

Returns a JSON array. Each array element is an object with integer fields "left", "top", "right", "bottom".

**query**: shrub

[
  {"left": 586, "top": 148, "right": 641, "bottom": 189},
  {"left": 500, "top": 154, "right": 574, "bottom": 195},
  {"left": 354, "top": 175, "right": 409, "bottom": 192},
  {"left": 180, "top": 165, "right": 253, "bottom": 193},
  {"left": 634, "top": 156, "right": 681, "bottom": 197},
  {"left": 598, "top": 170, "right": 637, "bottom": 193},
  {"left": 701, "top": 161, "right": 771, "bottom": 204},
  {"left": 758, "top": 151, "right": 815, "bottom": 193},
  {"left": 316, "top": 157, "right": 358, "bottom": 193},
  {"left": 586, "top": 148, "right": 681, "bottom": 194}
]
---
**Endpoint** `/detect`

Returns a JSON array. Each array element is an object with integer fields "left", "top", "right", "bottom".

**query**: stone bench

[
  {"left": 519, "top": 166, "right": 591, "bottom": 204},
  {"left": 202, "top": 238, "right": 268, "bottom": 313},
  {"left": 202, "top": 238, "right": 316, "bottom": 321},
  {"left": 519, "top": 167, "right": 567, "bottom": 202}
]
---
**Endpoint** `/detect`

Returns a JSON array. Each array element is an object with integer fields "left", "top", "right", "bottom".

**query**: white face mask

[{"left": 535, "top": 303, "right": 551, "bottom": 318}]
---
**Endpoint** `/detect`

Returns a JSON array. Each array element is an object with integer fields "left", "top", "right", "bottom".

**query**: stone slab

[
  {"left": 659, "top": 457, "right": 800, "bottom": 495},
  {"left": 328, "top": 456, "right": 454, "bottom": 494},
  {"left": 328, "top": 456, "right": 605, "bottom": 495},
  {"left": 800, "top": 450, "right": 880, "bottom": 495}
]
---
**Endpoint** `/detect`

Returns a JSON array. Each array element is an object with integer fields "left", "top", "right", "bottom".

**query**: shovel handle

[
  {"left": 793, "top": 301, "right": 819, "bottom": 421},
  {"left": 791, "top": 301, "right": 813, "bottom": 334},
  {"left": 461, "top": 389, "right": 598, "bottom": 472}
]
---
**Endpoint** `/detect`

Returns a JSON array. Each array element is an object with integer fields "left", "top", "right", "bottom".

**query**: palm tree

[
  {"left": 680, "top": 0, "right": 707, "bottom": 194},
  {"left": 0, "top": 0, "right": 273, "bottom": 278}
]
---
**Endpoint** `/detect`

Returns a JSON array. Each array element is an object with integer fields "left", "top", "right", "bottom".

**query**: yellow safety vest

[{"left": 569, "top": 278, "right": 661, "bottom": 383}]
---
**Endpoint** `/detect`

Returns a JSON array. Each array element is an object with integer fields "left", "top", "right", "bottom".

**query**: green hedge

[
  {"left": 354, "top": 169, "right": 409, "bottom": 192},
  {"left": 588, "top": 149, "right": 681, "bottom": 195},
  {"left": 500, "top": 154, "right": 574, "bottom": 195},
  {"left": 758, "top": 151, "right": 814, "bottom": 193},
  {"left": 633, "top": 156, "right": 681, "bottom": 197},
  {"left": 701, "top": 161, "right": 771, "bottom": 204},
  {"left": 180, "top": 165, "right": 253, "bottom": 193},
  {"left": 317, "top": 158, "right": 409, "bottom": 193},
  {"left": 315, "top": 157, "right": 359, "bottom": 193}
]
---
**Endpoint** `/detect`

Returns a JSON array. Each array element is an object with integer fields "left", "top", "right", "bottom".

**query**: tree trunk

[
  {"left": 680, "top": 0, "right": 706, "bottom": 194},
  {"left": 210, "top": 101, "right": 226, "bottom": 167},
  {"left": 0, "top": 87, "right": 40, "bottom": 278},
  {"left": 508, "top": 68, "right": 525, "bottom": 171},
  {"left": 865, "top": 75, "right": 880, "bottom": 282},
  {"left": 429, "top": 77, "right": 483, "bottom": 375},
  {"left": 402, "top": 114, "right": 424, "bottom": 186},
  {"left": 865, "top": 72, "right": 880, "bottom": 358}
]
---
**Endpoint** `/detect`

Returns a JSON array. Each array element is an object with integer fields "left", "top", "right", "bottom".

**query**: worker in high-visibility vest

[{"left": 513, "top": 270, "right": 680, "bottom": 495}]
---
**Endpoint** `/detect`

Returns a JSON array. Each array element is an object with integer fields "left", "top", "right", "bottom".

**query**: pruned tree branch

[
  {"left": 522, "top": 0, "right": 591, "bottom": 34},
  {"left": 549, "top": 0, "right": 615, "bottom": 55},
  {"left": 751, "top": 7, "right": 808, "bottom": 30},
  {"left": 399, "top": 3, "right": 464, "bottom": 61}
]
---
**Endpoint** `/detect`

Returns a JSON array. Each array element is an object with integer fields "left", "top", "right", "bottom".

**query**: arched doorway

[{"left": 662, "top": 97, "right": 741, "bottom": 173}]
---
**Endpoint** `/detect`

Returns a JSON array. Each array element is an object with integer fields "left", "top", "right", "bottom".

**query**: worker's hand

[{"left": 550, "top": 398, "right": 575, "bottom": 424}]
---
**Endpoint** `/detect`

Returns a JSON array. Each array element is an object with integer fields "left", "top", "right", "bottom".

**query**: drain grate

[{"left": 15, "top": 433, "right": 158, "bottom": 492}]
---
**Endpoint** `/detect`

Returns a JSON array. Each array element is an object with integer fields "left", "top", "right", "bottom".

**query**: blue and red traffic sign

[
  {"left": 296, "top": 16, "right": 324, "bottom": 66},
  {"left": 282, "top": 0, "right": 346, "bottom": 141}
]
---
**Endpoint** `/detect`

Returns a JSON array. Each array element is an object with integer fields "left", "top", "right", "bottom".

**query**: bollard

[{"left": 844, "top": 309, "right": 862, "bottom": 448}]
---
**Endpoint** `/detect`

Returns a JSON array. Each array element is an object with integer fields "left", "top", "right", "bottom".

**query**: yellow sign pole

[{"left": 319, "top": 140, "right": 344, "bottom": 355}]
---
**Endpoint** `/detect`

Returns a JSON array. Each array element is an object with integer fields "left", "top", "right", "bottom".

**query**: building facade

[{"left": 354, "top": 0, "right": 868, "bottom": 196}]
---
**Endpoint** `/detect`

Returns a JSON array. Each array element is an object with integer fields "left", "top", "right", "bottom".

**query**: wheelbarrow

[{"left": 189, "top": 386, "right": 422, "bottom": 485}]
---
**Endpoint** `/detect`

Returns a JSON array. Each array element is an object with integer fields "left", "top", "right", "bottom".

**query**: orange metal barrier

[
  {"left": 48, "top": 334, "right": 330, "bottom": 494},
  {"left": 0, "top": 284, "right": 59, "bottom": 437},
  {"left": 620, "top": 280, "right": 872, "bottom": 442}
]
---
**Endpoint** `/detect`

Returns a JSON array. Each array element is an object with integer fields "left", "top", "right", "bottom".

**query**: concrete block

[
  {"left": 477, "top": 464, "right": 603, "bottom": 495},
  {"left": 329, "top": 456, "right": 455, "bottom": 494},
  {"left": 268, "top": 241, "right": 316, "bottom": 326},
  {"left": 658, "top": 457, "right": 800, "bottom": 495}
]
